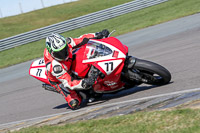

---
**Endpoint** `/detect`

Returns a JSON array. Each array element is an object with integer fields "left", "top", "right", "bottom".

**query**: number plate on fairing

[
  {"left": 29, "top": 58, "right": 47, "bottom": 80},
  {"left": 29, "top": 67, "right": 47, "bottom": 79},
  {"left": 98, "top": 59, "right": 122, "bottom": 75}
]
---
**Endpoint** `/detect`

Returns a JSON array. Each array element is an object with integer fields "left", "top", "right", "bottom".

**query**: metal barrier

[{"left": 0, "top": 0, "right": 168, "bottom": 51}]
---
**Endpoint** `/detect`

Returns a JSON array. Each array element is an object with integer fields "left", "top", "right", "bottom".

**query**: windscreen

[{"left": 86, "top": 41, "right": 113, "bottom": 59}]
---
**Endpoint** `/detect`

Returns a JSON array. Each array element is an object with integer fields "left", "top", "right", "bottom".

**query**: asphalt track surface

[{"left": 1, "top": 13, "right": 200, "bottom": 125}]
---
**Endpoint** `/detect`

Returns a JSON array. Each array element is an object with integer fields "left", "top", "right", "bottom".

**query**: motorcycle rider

[{"left": 44, "top": 29, "right": 109, "bottom": 109}]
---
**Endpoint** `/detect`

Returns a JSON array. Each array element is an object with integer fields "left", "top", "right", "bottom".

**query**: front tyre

[{"left": 133, "top": 59, "right": 171, "bottom": 85}]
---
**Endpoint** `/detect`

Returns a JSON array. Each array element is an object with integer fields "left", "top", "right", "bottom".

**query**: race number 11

[
  {"left": 105, "top": 62, "right": 113, "bottom": 72},
  {"left": 36, "top": 69, "right": 42, "bottom": 77}
]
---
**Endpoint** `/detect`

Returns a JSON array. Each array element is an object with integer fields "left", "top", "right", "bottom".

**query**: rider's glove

[
  {"left": 101, "top": 29, "right": 110, "bottom": 38},
  {"left": 95, "top": 29, "right": 110, "bottom": 39},
  {"left": 81, "top": 78, "right": 95, "bottom": 89},
  {"left": 73, "top": 38, "right": 89, "bottom": 49}
]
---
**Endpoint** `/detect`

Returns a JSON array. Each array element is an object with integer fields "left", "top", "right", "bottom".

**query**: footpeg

[{"left": 42, "top": 84, "right": 58, "bottom": 93}]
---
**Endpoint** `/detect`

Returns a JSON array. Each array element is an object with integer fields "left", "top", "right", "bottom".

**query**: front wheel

[{"left": 132, "top": 59, "right": 171, "bottom": 85}]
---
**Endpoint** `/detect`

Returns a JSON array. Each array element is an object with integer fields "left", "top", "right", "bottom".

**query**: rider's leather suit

[{"left": 44, "top": 33, "right": 96, "bottom": 109}]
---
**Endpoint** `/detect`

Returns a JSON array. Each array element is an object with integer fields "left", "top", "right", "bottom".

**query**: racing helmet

[{"left": 46, "top": 33, "right": 69, "bottom": 61}]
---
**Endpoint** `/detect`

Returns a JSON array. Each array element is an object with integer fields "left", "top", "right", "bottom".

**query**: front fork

[
  {"left": 122, "top": 56, "right": 147, "bottom": 84},
  {"left": 125, "top": 56, "right": 137, "bottom": 69}
]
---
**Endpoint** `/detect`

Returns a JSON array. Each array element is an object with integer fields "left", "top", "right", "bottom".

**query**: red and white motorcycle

[{"left": 29, "top": 32, "right": 171, "bottom": 108}]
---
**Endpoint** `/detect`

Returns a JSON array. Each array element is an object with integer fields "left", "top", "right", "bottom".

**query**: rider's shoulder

[
  {"left": 46, "top": 59, "right": 62, "bottom": 67},
  {"left": 46, "top": 59, "right": 62, "bottom": 71},
  {"left": 51, "top": 59, "right": 62, "bottom": 66}
]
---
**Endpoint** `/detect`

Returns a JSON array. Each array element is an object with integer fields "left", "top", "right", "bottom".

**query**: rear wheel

[{"left": 132, "top": 59, "right": 171, "bottom": 85}]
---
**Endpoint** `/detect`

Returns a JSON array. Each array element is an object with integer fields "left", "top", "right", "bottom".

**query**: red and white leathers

[{"left": 44, "top": 33, "right": 96, "bottom": 109}]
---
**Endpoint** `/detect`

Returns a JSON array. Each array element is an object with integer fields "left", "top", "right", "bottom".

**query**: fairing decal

[
  {"left": 29, "top": 67, "right": 47, "bottom": 80},
  {"left": 98, "top": 59, "right": 122, "bottom": 75},
  {"left": 31, "top": 58, "right": 45, "bottom": 67},
  {"left": 29, "top": 58, "right": 49, "bottom": 84}
]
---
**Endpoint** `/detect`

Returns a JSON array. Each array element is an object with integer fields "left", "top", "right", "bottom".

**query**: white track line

[{"left": 1, "top": 87, "right": 200, "bottom": 128}]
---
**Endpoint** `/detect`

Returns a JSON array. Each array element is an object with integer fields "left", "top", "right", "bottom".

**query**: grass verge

[
  {"left": 1, "top": 0, "right": 200, "bottom": 68},
  {"left": 14, "top": 108, "right": 200, "bottom": 133},
  {"left": 0, "top": 0, "right": 132, "bottom": 39}
]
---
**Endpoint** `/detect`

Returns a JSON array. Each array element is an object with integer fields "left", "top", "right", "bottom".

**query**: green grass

[
  {"left": 0, "top": 0, "right": 132, "bottom": 39},
  {"left": 1, "top": 0, "right": 200, "bottom": 68},
  {"left": 14, "top": 108, "right": 200, "bottom": 133}
]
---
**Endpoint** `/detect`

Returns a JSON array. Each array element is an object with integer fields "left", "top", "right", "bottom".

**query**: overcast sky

[{"left": 0, "top": 0, "right": 77, "bottom": 18}]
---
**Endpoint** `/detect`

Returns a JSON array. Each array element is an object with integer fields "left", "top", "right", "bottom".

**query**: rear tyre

[{"left": 133, "top": 59, "right": 171, "bottom": 85}]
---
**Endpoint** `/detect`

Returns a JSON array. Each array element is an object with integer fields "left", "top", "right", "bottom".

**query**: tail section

[{"left": 29, "top": 58, "right": 50, "bottom": 84}]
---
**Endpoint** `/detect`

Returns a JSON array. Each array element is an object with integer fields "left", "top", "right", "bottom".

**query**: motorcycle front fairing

[{"left": 73, "top": 37, "right": 128, "bottom": 93}]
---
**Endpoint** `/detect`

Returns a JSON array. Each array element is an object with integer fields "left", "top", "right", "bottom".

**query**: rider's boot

[
  {"left": 59, "top": 84, "right": 82, "bottom": 109},
  {"left": 65, "top": 90, "right": 82, "bottom": 109},
  {"left": 65, "top": 97, "right": 81, "bottom": 109}
]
